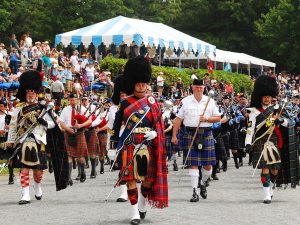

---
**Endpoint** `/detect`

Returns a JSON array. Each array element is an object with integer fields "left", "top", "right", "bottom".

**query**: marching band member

[{"left": 7, "top": 71, "right": 55, "bottom": 204}]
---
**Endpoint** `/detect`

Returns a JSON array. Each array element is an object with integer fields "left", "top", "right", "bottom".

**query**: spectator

[
  {"left": 176, "top": 77, "right": 184, "bottom": 98},
  {"left": 73, "top": 78, "right": 83, "bottom": 96},
  {"left": 64, "top": 65, "right": 73, "bottom": 92},
  {"left": 85, "top": 62, "right": 95, "bottom": 85},
  {"left": 50, "top": 75, "right": 65, "bottom": 106},
  {"left": 10, "top": 34, "right": 19, "bottom": 51},
  {"left": 106, "top": 73, "right": 113, "bottom": 98},
  {"left": 19, "top": 34, "right": 29, "bottom": 67},
  {"left": 225, "top": 81, "right": 234, "bottom": 96},
  {"left": 157, "top": 72, "right": 164, "bottom": 98},
  {"left": 9, "top": 48, "right": 19, "bottom": 74},
  {"left": 25, "top": 31, "right": 33, "bottom": 58},
  {"left": 70, "top": 50, "right": 78, "bottom": 67}
]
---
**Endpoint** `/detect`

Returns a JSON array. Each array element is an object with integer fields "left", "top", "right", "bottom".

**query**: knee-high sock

[
  {"left": 127, "top": 188, "right": 138, "bottom": 205},
  {"left": 270, "top": 173, "right": 278, "bottom": 184},
  {"left": 20, "top": 170, "right": 30, "bottom": 188},
  {"left": 68, "top": 162, "right": 73, "bottom": 181},
  {"left": 201, "top": 167, "right": 212, "bottom": 185},
  {"left": 33, "top": 172, "right": 43, "bottom": 183},
  {"left": 8, "top": 164, "right": 14, "bottom": 178},
  {"left": 189, "top": 169, "right": 199, "bottom": 191},
  {"left": 139, "top": 185, "right": 151, "bottom": 213},
  {"left": 261, "top": 172, "right": 270, "bottom": 187}
]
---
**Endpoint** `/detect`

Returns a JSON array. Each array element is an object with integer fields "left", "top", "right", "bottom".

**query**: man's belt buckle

[{"left": 134, "top": 127, "right": 150, "bottom": 134}]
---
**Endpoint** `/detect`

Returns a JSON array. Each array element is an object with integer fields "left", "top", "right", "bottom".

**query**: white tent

[{"left": 55, "top": 15, "right": 216, "bottom": 55}]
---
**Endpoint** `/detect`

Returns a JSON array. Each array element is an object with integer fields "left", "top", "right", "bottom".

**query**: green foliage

[{"left": 100, "top": 56, "right": 253, "bottom": 94}]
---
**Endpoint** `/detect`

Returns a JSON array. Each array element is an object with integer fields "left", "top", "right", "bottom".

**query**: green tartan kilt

[{"left": 252, "top": 133, "right": 281, "bottom": 170}]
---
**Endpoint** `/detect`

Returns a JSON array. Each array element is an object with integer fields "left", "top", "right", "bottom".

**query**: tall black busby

[
  {"left": 16, "top": 70, "right": 42, "bottom": 102},
  {"left": 250, "top": 75, "right": 278, "bottom": 109},
  {"left": 122, "top": 56, "right": 152, "bottom": 95}
]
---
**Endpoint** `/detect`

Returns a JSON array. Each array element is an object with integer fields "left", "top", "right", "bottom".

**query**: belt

[
  {"left": 185, "top": 126, "right": 211, "bottom": 133},
  {"left": 133, "top": 127, "right": 151, "bottom": 134}
]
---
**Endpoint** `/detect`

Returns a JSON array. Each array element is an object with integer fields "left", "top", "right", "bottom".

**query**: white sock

[
  {"left": 138, "top": 192, "right": 147, "bottom": 213},
  {"left": 189, "top": 169, "right": 199, "bottom": 191},
  {"left": 131, "top": 203, "right": 140, "bottom": 220},
  {"left": 21, "top": 186, "right": 30, "bottom": 201},
  {"left": 269, "top": 182, "right": 274, "bottom": 197},
  {"left": 201, "top": 168, "right": 212, "bottom": 185},
  {"left": 33, "top": 181, "right": 42, "bottom": 197}
]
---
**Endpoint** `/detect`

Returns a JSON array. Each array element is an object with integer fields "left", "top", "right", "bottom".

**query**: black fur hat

[
  {"left": 111, "top": 75, "right": 124, "bottom": 105},
  {"left": 16, "top": 70, "right": 42, "bottom": 102},
  {"left": 122, "top": 56, "right": 152, "bottom": 95},
  {"left": 250, "top": 75, "right": 278, "bottom": 108}
]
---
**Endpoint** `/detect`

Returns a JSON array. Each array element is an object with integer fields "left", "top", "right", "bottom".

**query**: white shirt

[
  {"left": 157, "top": 75, "right": 164, "bottom": 87},
  {"left": 25, "top": 37, "right": 32, "bottom": 47},
  {"left": 85, "top": 66, "right": 95, "bottom": 77},
  {"left": 191, "top": 74, "right": 198, "bottom": 80},
  {"left": 60, "top": 105, "right": 84, "bottom": 128},
  {"left": 70, "top": 55, "right": 78, "bottom": 66},
  {"left": 177, "top": 95, "right": 221, "bottom": 127},
  {"left": 0, "top": 114, "right": 5, "bottom": 130}
]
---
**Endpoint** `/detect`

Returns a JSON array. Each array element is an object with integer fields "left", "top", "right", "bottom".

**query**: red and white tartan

[
  {"left": 97, "top": 132, "right": 107, "bottom": 160},
  {"left": 64, "top": 132, "right": 88, "bottom": 157},
  {"left": 85, "top": 129, "right": 100, "bottom": 156}
]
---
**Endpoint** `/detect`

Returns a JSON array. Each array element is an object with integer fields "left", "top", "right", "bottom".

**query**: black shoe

[
  {"left": 75, "top": 175, "right": 81, "bottom": 181},
  {"left": 205, "top": 178, "right": 210, "bottom": 187},
  {"left": 48, "top": 167, "right": 54, "bottom": 173},
  {"left": 212, "top": 174, "right": 219, "bottom": 180},
  {"left": 216, "top": 167, "right": 220, "bottom": 173},
  {"left": 116, "top": 197, "right": 127, "bottom": 202},
  {"left": 200, "top": 184, "right": 207, "bottom": 199},
  {"left": 139, "top": 211, "right": 147, "bottom": 219},
  {"left": 72, "top": 159, "right": 77, "bottom": 169},
  {"left": 85, "top": 163, "right": 89, "bottom": 169},
  {"left": 18, "top": 200, "right": 30, "bottom": 205},
  {"left": 68, "top": 179, "right": 73, "bottom": 186},
  {"left": 263, "top": 199, "right": 271, "bottom": 204},
  {"left": 8, "top": 176, "right": 14, "bottom": 185},
  {"left": 90, "top": 173, "right": 96, "bottom": 179},
  {"left": 35, "top": 195, "right": 42, "bottom": 200},
  {"left": 248, "top": 161, "right": 253, "bottom": 166},
  {"left": 100, "top": 165, "right": 104, "bottom": 174},
  {"left": 80, "top": 173, "right": 86, "bottom": 183},
  {"left": 104, "top": 158, "right": 110, "bottom": 165},
  {"left": 190, "top": 188, "right": 199, "bottom": 202},
  {"left": 239, "top": 161, "right": 243, "bottom": 167},
  {"left": 235, "top": 162, "right": 239, "bottom": 169},
  {"left": 130, "top": 219, "right": 140, "bottom": 225},
  {"left": 173, "top": 163, "right": 178, "bottom": 171}
]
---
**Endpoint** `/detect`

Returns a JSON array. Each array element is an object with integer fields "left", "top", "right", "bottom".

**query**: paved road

[{"left": 1, "top": 157, "right": 300, "bottom": 225}]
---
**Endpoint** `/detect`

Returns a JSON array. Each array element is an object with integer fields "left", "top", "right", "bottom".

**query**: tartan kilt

[
  {"left": 121, "top": 133, "right": 156, "bottom": 183},
  {"left": 229, "top": 129, "right": 239, "bottom": 150},
  {"left": 252, "top": 133, "right": 281, "bottom": 170},
  {"left": 12, "top": 141, "right": 47, "bottom": 170},
  {"left": 64, "top": 131, "right": 88, "bottom": 158},
  {"left": 85, "top": 129, "right": 100, "bottom": 156},
  {"left": 222, "top": 132, "right": 230, "bottom": 152},
  {"left": 213, "top": 131, "right": 227, "bottom": 161},
  {"left": 165, "top": 134, "right": 172, "bottom": 159},
  {"left": 97, "top": 131, "right": 107, "bottom": 160},
  {"left": 238, "top": 131, "right": 246, "bottom": 149},
  {"left": 183, "top": 129, "right": 216, "bottom": 166}
]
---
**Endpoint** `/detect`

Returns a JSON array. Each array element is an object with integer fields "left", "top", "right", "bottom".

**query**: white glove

[{"left": 144, "top": 130, "right": 157, "bottom": 141}]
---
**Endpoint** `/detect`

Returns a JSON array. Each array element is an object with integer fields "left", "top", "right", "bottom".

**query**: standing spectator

[
  {"left": 50, "top": 75, "right": 65, "bottom": 107},
  {"left": 42, "top": 51, "right": 51, "bottom": 78},
  {"left": 25, "top": 31, "right": 33, "bottom": 58},
  {"left": 9, "top": 48, "right": 19, "bottom": 74},
  {"left": 58, "top": 66, "right": 66, "bottom": 87},
  {"left": 73, "top": 78, "right": 83, "bottom": 96},
  {"left": 85, "top": 62, "right": 95, "bottom": 86},
  {"left": 10, "top": 34, "right": 19, "bottom": 51},
  {"left": 176, "top": 77, "right": 184, "bottom": 98},
  {"left": 19, "top": 34, "right": 29, "bottom": 67},
  {"left": 105, "top": 73, "right": 114, "bottom": 98},
  {"left": 70, "top": 50, "right": 78, "bottom": 67},
  {"left": 64, "top": 65, "right": 73, "bottom": 92},
  {"left": 225, "top": 81, "right": 234, "bottom": 96},
  {"left": 157, "top": 72, "right": 164, "bottom": 98},
  {"left": 0, "top": 43, "right": 8, "bottom": 70}
]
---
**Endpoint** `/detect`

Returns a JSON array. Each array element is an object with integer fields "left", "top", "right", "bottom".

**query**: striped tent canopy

[{"left": 55, "top": 16, "right": 216, "bottom": 55}]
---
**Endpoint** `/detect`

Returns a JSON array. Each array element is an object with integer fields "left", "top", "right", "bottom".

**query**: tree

[{"left": 255, "top": 0, "right": 300, "bottom": 71}]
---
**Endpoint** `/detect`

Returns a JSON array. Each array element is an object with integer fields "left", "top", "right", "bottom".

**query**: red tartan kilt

[
  {"left": 85, "top": 129, "right": 99, "bottom": 156},
  {"left": 97, "top": 132, "right": 107, "bottom": 159},
  {"left": 121, "top": 133, "right": 156, "bottom": 183},
  {"left": 64, "top": 132, "right": 88, "bottom": 158}
]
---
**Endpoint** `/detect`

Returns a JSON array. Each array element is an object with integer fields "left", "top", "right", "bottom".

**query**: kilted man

[
  {"left": 7, "top": 71, "right": 55, "bottom": 204},
  {"left": 59, "top": 93, "right": 91, "bottom": 184},
  {"left": 245, "top": 75, "right": 299, "bottom": 204},
  {"left": 172, "top": 78, "right": 221, "bottom": 202},
  {"left": 81, "top": 94, "right": 100, "bottom": 178},
  {"left": 111, "top": 56, "right": 168, "bottom": 225}
]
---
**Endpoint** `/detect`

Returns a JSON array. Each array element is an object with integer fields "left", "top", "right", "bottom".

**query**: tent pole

[
  {"left": 237, "top": 63, "right": 239, "bottom": 73},
  {"left": 248, "top": 63, "right": 251, "bottom": 76},
  {"left": 197, "top": 57, "right": 200, "bottom": 69},
  {"left": 159, "top": 47, "right": 162, "bottom": 67},
  {"left": 222, "top": 62, "right": 224, "bottom": 70}
]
